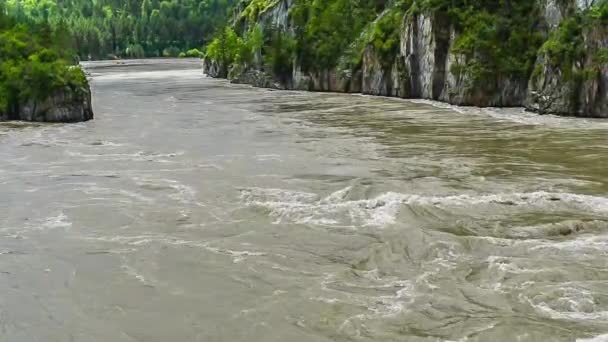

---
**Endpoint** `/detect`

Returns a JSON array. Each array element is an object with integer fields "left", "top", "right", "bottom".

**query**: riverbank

[
  {"left": 203, "top": 0, "right": 607, "bottom": 118},
  {"left": 203, "top": 58, "right": 608, "bottom": 120}
]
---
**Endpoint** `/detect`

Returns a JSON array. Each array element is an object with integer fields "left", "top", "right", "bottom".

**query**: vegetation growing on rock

[
  {"left": 203, "top": 0, "right": 607, "bottom": 117},
  {"left": 206, "top": 0, "right": 548, "bottom": 81},
  {"left": 0, "top": 1, "right": 88, "bottom": 119}
]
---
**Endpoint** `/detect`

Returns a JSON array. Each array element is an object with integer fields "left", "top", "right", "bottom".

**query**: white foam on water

[
  {"left": 102, "top": 141, "right": 124, "bottom": 147},
  {"left": 472, "top": 231, "right": 608, "bottom": 258},
  {"left": 335, "top": 277, "right": 415, "bottom": 339},
  {"left": 531, "top": 234, "right": 608, "bottom": 254},
  {"left": 484, "top": 256, "right": 547, "bottom": 292},
  {"left": 241, "top": 187, "right": 608, "bottom": 228},
  {"left": 320, "top": 270, "right": 416, "bottom": 327},
  {"left": 487, "top": 256, "right": 534, "bottom": 274},
  {"left": 65, "top": 150, "right": 184, "bottom": 162},
  {"left": 578, "top": 334, "right": 608, "bottom": 342},
  {"left": 41, "top": 213, "right": 72, "bottom": 230},
  {"left": 168, "top": 183, "right": 197, "bottom": 204},
  {"left": 407, "top": 99, "right": 608, "bottom": 129},
  {"left": 532, "top": 235, "right": 608, "bottom": 255},
  {"left": 255, "top": 154, "right": 283, "bottom": 162},
  {"left": 84, "top": 140, "right": 126, "bottom": 148},
  {"left": 240, "top": 187, "right": 319, "bottom": 204},
  {"left": 4, "top": 212, "right": 74, "bottom": 236},
  {"left": 310, "top": 296, "right": 341, "bottom": 304},
  {"left": 85, "top": 234, "right": 266, "bottom": 263},
  {"left": 522, "top": 286, "right": 608, "bottom": 321},
  {"left": 196, "top": 163, "right": 223, "bottom": 170},
  {"left": 133, "top": 176, "right": 199, "bottom": 205},
  {"left": 79, "top": 185, "right": 155, "bottom": 204},
  {"left": 240, "top": 187, "right": 404, "bottom": 227},
  {"left": 200, "top": 243, "right": 267, "bottom": 263},
  {"left": 121, "top": 264, "right": 154, "bottom": 287},
  {"left": 93, "top": 69, "right": 203, "bottom": 81},
  {"left": 423, "top": 191, "right": 608, "bottom": 213},
  {"left": 532, "top": 302, "right": 608, "bottom": 321}
]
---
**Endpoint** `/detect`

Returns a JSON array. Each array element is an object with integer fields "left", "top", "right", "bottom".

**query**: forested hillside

[{"left": 4, "top": 0, "right": 236, "bottom": 59}]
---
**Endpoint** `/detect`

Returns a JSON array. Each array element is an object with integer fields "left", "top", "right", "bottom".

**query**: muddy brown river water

[{"left": 1, "top": 59, "right": 608, "bottom": 341}]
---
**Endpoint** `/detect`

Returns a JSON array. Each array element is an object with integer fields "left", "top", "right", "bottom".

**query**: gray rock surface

[
  {"left": 19, "top": 88, "right": 93, "bottom": 123},
  {"left": 205, "top": 0, "right": 607, "bottom": 117},
  {"left": 1, "top": 82, "right": 93, "bottom": 123},
  {"left": 525, "top": 1, "right": 607, "bottom": 117}
]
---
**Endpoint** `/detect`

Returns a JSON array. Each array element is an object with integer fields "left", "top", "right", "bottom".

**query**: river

[{"left": 1, "top": 59, "right": 608, "bottom": 341}]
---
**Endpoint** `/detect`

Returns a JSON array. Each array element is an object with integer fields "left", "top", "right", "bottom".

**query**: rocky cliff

[
  {"left": 19, "top": 87, "right": 94, "bottom": 123},
  {"left": 0, "top": 72, "right": 94, "bottom": 123},
  {"left": 204, "top": 0, "right": 607, "bottom": 117},
  {"left": 526, "top": 0, "right": 608, "bottom": 117}
]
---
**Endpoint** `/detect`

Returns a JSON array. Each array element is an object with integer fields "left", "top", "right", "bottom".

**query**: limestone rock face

[
  {"left": 401, "top": 12, "right": 449, "bottom": 100},
  {"left": 204, "top": 0, "right": 608, "bottom": 117},
  {"left": 257, "top": 0, "right": 292, "bottom": 30},
  {"left": 19, "top": 87, "right": 93, "bottom": 123},
  {"left": 230, "top": 69, "right": 285, "bottom": 89},
  {"left": 525, "top": 1, "right": 607, "bottom": 117},
  {"left": 361, "top": 46, "right": 409, "bottom": 97},
  {"left": 1, "top": 81, "right": 93, "bottom": 123},
  {"left": 202, "top": 58, "right": 225, "bottom": 78},
  {"left": 309, "top": 69, "right": 359, "bottom": 93}
]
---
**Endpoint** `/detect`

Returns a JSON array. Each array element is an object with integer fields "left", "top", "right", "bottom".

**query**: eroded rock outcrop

[
  {"left": 361, "top": 46, "right": 408, "bottom": 97},
  {"left": 526, "top": 1, "right": 607, "bottom": 117},
  {"left": 202, "top": 57, "right": 225, "bottom": 78},
  {"left": 1, "top": 64, "right": 94, "bottom": 123},
  {"left": 205, "top": 0, "right": 607, "bottom": 117},
  {"left": 1, "top": 84, "right": 93, "bottom": 123},
  {"left": 19, "top": 87, "right": 93, "bottom": 122}
]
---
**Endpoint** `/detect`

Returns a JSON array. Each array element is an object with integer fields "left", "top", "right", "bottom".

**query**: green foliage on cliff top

[
  {"left": 239, "top": 0, "right": 280, "bottom": 23},
  {"left": 540, "top": 0, "right": 608, "bottom": 79},
  {"left": 205, "top": 24, "right": 293, "bottom": 76},
  {"left": 290, "top": 0, "right": 384, "bottom": 72},
  {"left": 427, "top": 0, "right": 545, "bottom": 83},
  {"left": 368, "top": 1, "right": 411, "bottom": 66},
  {"left": 0, "top": 3, "right": 87, "bottom": 116},
  {"left": 207, "top": 0, "right": 606, "bottom": 95}
]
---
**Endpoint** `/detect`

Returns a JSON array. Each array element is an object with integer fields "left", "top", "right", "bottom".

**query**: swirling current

[{"left": 1, "top": 59, "right": 608, "bottom": 341}]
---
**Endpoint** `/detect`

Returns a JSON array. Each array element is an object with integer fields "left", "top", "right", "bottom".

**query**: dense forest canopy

[{"left": 3, "top": 0, "right": 237, "bottom": 59}]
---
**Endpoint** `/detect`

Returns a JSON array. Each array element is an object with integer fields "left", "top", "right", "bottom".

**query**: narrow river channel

[{"left": 1, "top": 59, "right": 608, "bottom": 341}]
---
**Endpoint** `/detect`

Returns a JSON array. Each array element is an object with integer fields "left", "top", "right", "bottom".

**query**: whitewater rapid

[{"left": 1, "top": 59, "right": 607, "bottom": 341}]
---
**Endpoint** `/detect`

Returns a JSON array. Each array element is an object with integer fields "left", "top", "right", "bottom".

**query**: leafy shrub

[
  {"left": 126, "top": 44, "right": 145, "bottom": 58},
  {"left": 162, "top": 46, "right": 181, "bottom": 57},
  {"left": 186, "top": 48, "right": 204, "bottom": 58}
]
